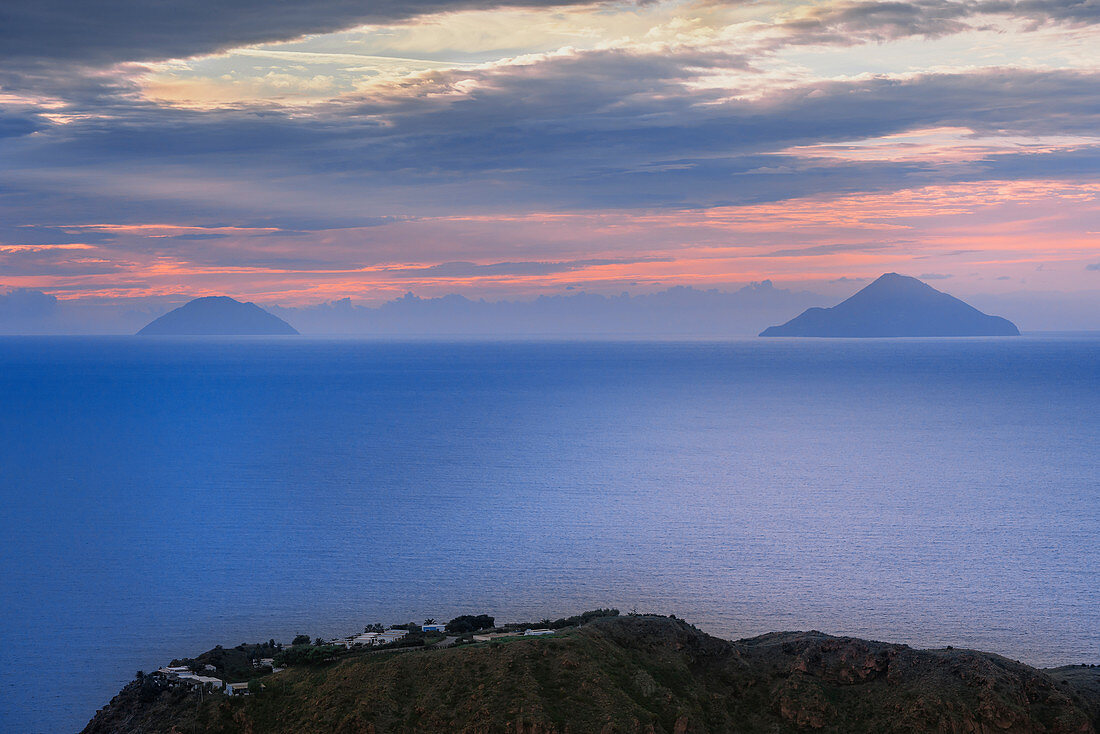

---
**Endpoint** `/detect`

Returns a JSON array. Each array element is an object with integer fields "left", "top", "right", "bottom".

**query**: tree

[
  {"left": 292, "top": 634, "right": 311, "bottom": 646},
  {"left": 445, "top": 614, "right": 495, "bottom": 634},
  {"left": 247, "top": 679, "right": 263, "bottom": 695},
  {"left": 424, "top": 618, "right": 437, "bottom": 625}
]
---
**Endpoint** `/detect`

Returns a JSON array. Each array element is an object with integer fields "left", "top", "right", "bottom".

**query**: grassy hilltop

[{"left": 83, "top": 614, "right": 1100, "bottom": 734}]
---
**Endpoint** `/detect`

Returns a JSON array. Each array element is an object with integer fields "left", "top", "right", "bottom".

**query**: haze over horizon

[{"left": 2, "top": 0, "right": 1098, "bottom": 329}]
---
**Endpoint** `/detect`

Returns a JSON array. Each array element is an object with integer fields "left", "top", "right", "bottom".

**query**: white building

[
  {"left": 226, "top": 681, "right": 261, "bottom": 696},
  {"left": 339, "top": 628, "right": 410, "bottom": 648},
  {"left": 156, "top": 668, "right": 225, "bottom": 691}
]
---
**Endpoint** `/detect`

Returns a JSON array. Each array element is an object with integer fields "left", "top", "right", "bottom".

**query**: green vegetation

[
  {"left": 272, "top": 643, "right": 346, "bottom": 667},
  {"left": 83, "top": 614, "right": 1100, "bottom": 734},
  {"left": 170, "top": 641, "right": 281, "bottom": 682},
  {"left": 504, "top": 607, "right": 619, "bottom": 631},
  {"left": 444, "top": 614, "right": 494, "bottom": 634},
  {"left": 372, "top": 629, "right": 446, "bottom": 650}
]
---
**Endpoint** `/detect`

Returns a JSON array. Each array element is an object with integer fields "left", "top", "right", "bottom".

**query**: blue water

[{"left": 1, "top": 336, "right": 1098, "bottom": 733}]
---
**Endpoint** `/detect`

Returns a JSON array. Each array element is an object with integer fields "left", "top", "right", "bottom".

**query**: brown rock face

[{"left": 789, "top": 636, "right": 897, "bottom": 684}]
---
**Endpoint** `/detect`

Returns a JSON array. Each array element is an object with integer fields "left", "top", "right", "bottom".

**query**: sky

[{"left": 1, "top": 0, "right": 1098, "bottom": 329}]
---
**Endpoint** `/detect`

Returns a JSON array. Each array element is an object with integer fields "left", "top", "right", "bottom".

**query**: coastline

[{"left": 83, "top": 612, "right": 1100, "bottom": 734}]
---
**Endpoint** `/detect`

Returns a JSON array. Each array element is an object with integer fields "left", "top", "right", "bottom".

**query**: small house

[{"left": 226, "top": 682, "right": 258, "bottom": 696}]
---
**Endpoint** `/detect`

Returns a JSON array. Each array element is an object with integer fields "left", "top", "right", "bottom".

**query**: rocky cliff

[{"left": 83, "top": 615, "right": 1099, "bottom": 734}]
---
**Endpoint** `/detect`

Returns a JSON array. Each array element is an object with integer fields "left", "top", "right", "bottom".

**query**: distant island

[
  {"left": 83, "top": 611, "right": 1099, "bottom": 733},
  {"left": 137, "top": 296, "right": 299, "bottom": 335},
  {"left": 760, "top": 273, "right": 1020, "bottom": 337}
]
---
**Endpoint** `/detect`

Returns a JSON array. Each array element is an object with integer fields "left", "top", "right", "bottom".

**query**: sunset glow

[{"left": 1, "top": 0, "right": 1098, "bottom": 325}]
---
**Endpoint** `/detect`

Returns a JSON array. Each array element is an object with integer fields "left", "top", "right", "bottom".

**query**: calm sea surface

[{"left": 1, "top": 336, "right": 1098, "bottom": 732}]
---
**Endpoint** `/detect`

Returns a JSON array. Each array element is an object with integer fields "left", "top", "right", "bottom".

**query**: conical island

[
  {"left": 137, "top": 296, "right": 299, "bottom": 335},
  {"left": 760, "top": 273, "right": 1019, "bottom": 337}
]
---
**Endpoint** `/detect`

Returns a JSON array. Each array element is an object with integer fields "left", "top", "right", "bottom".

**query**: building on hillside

[
  {"left": 422, "top": 624, "right": 446, "bottom": 632},
  {"left": 472, "top": 632, "right": 521, "bottom": 642},
  {"left": 339, "top": 628, "right": 409, "bottom": 648},
  {"left": 226, "top": 682, "right": 261, "bottom": 696},
  {"left": 155, "top": 668, "right": 225, "bottom": 691},
  {"left": 156, "top": 666, "right": 191, "bottom": 677},
  {"left": 184, "top": 675, "right": 225, "bottom": 690}
]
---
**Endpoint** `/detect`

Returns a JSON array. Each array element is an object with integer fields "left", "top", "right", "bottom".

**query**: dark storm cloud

[{"left": 0, "top": 0, "right": 631, "bottom": 66}]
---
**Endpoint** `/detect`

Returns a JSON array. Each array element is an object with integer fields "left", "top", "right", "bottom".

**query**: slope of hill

[
  {"left": 137, "top": 296, "right": 299, "bottom": 335},
  {"left": 761, "top": 273, "right": 1020, "bottom": 337},
  {"left": 83, "top": 615, "right": 1099, "bottom": 733}
]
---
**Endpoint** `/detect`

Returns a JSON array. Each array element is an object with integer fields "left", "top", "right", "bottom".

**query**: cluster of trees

[
  {"left": 374, "top": 629, "right": 439, "bottom": 650},
  {"left": 505, "top": 608, "right": 620, "bottom": 632},
  {"left": 445, "top": 614, "right": 495, "bottom": 634},
  {"left": 274, "top": 642, "right": 346, "bottom": 667},
  {"left": 549, "top": 608, "right": 620, "bottom": 629},
  {"left": 132, "top": 671, "right": 168, "bottom": 703},
  {"left": 166, "top": 640, "right": 283, "bottom": 682}
]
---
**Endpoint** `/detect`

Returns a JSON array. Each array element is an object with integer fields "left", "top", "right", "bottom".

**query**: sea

[{"left": 0, "top": 336, "right": 1097, "bottom": 733}]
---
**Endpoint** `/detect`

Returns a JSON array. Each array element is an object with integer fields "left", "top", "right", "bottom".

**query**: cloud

[
  {"left": 0, "top": 287, "right": 58, "bottom": 319},
  {"left": 0, "top": 0, "right": 620, "bottom": 66},
  {"left": 774, "top": 0, "right": 1100, "bottom": 48},
  {"left": 1087, "top": 263, "right": 1100, "bottom": 270},
  {"left": 761, "top": 243, "right": 889, "bottom": 258},
  {"left": 0, "top": 246, "right": 126, "bottom": 276},
  {"left": 7, "top": 59, "right": 1096, "bottom": 230},
  {"left": 1, "top": 2, "right": 1097, "bottom": 301},
  {"left": 384, "top": 257, "right": 674, "bottom": 278},
  {"left": 0, "top": 109, "right": 45, "bottom": 139},
  {"left": 918, "top": 272, "right": 954, "bottom": 279}
]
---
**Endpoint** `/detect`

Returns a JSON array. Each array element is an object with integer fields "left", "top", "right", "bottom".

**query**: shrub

[{"left": 446, "top": 614, "right": 495, "bottom": 634}]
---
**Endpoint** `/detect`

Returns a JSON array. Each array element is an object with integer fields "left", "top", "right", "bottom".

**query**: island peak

[
  {"left": 760, "top": 273, "right": 1019, "bottom": 337},
  {"left": 137, "top": 296, "right": 298, "bottom": 336}
]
